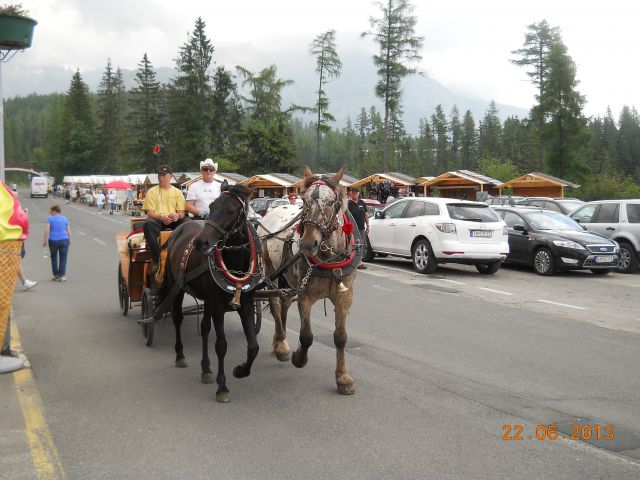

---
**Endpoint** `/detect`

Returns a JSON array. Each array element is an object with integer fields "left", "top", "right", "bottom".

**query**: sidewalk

[{"left": 0, "top": 317, "right": 65, "bottom": 479}]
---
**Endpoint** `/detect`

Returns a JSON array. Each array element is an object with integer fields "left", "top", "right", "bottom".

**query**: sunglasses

[{"left": 201, "top": 168, "right": 215, "bottom": 172}]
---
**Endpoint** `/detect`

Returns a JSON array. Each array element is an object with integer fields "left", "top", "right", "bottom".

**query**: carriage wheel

[
  {"left": 254, "top": 299, "right": 262, "bottom": 335},
  {"left": 118, "top": 264, "right": 129, "bottom": 316},
  {"left": 141, "top": 289, "right": 155, "bottom": 347}
]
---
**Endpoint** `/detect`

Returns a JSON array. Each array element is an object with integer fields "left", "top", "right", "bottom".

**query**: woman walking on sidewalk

[{"left": 43, "top": 205, "right": 71, "bottom": 281}]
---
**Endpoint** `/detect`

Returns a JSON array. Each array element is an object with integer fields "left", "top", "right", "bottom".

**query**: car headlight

[
  {"left": 435, "top": 223, "right": 456, "bottom": 233},
  {"left": 612, "top": 241, "right": 620, "bottom": 253},
  {"left": 552, "top": 240, "right": 585, "bottom": 250}
]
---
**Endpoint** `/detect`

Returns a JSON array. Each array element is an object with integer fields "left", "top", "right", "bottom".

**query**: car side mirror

[
  {"left": 375, "top": 210, "right": 385, "bottom": 219},
  {"left": 513, "top": 224, "right": 526, "bottom": 233}
]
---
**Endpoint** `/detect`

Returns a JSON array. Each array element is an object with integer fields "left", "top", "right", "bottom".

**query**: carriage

[
  {"left": 115, "top": 169, "right": 362, "bottom": 401},
  {"left": 116, "top": 216, "right": 263, "bottom": 346}
]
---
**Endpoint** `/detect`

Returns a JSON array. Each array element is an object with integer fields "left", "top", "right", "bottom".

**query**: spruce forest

[{"left": 4, "top": 10, "right": 640, "bottom": 200}]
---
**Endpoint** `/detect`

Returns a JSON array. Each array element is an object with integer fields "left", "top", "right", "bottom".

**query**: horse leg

[
  {"left": 332, "top": 292, "right": 355, "bottom": 395},
  {"left": 233, "top": 297, "right": 259, "bottom": 378},
  {"left": 211, "top": 305, "right": 230, "bottom": 403},
  {"left": 173, "top": 291, "right": 188, "bottom": 368},
  {"left": 269, "top": 295, "right": 292, "bottom": 362},
  {"left": 291, "top": 296, "right": 313, "bottom": 368},
  {"left": 200, "top": 303, "right": 214, "bottom": 384}
]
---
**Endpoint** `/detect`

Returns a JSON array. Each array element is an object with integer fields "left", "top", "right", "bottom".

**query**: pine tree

[
  {"left": 361, "top": 0, "right": 423, "bottom": 171},
  {"left": 97, "top": 59, "right": 126, "bottom": 172},
  {"left": 128, "top": 53, "right": 162, "bottom": 172},
  {"left": 417, "top": 118, "right": 435, "bottom": 175},
  {"left": 460, "top": 110, "right": 476, "bottom": 170},
  {"left": 431, "top": 105, "right": 449, "bottom": 173},
  {"left": 211, "top": 66, "right": 242, "bottom": 160},
  {"left": 449, "top": 106, "right": 463, "bottom": 170},
  {"left": 538, "top": 42, "right": 589, "bottom": 181},
  {"left": 309, "top": 29, "right": 342, "bottom": 166},
  {"left": 166, "top": 17, "right": 214, "bottom": 170},
  {"left": 617, "top": 106, "right": 640, "bottom": 176},
  {"left": 57, "top": 70, "right": 96, "bottom": 176},
  {"left": 511, "top": 20, "right": 561, "bottom": 170},
  {"left": 478, "top": 101, "right": 502, "bottom": 160}
]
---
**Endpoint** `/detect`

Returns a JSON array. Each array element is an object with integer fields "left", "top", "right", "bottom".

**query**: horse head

[
  {"left": 195, "top": 181, "right": 252, "bottom": 255},
  {"left": 298, "top": 166, "right": 346, "bottom": 257}
]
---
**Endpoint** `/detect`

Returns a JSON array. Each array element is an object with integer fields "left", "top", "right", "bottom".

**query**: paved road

[{"left": 9, "top": 193, "right": 640, "bottom": 479}]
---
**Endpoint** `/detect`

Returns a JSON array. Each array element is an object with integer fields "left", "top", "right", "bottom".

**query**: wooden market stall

[
  {"left": 290, "top": 172, "right": 358, "bottom": 191},
  {"left": 350, "top": 172, "right": 417, "bottom": 203},
  {"left": 497, "top": 172, "right": 580, "bottom": 198},
  {"left": 180, "top": 172, "right": 248, "bottom": 190},
  {"left": 239, "top": 173, "right": 301, "bottom": 198},
  {"left": 419, "top": 170, "right": 502, "bottom": 200}
]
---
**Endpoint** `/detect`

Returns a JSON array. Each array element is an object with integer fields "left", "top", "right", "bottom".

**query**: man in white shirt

[
  {"left": 107, "top": 190, "right": 117, "bottom": 214},
  {"left": 186, "top": 158, "right": 222, "bottom": 219},
  {"left": 95, "top": 191, "right": 106, "bottom": 215}
]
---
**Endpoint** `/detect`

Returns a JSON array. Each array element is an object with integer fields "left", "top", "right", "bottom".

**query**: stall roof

[
  {"left": 351, "top": 172, "right": 417, "bottom": 188},
  {"left": 419, "top": 170, "right": 502, "bottom": 188},
  {"left": 240, "top": 173, "right": 302, "bottom": 188},
  {"left": 498, "top": 172, "right": 581, "bottom": 189}
]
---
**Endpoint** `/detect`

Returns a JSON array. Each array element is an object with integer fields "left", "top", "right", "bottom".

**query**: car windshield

[
  {"left": 558, "top": 200, "right": 584, "bottom": 212},
  {"left": 446, "top": 203, "right": 501, "bottom": 222},
  {"left": 522, "top": 211, "right": 582, "bottom": 231}
]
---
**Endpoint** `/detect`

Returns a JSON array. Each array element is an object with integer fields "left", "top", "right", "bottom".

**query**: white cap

[{"left": 200, "top": 158, "right": 218, "bottom": 171}]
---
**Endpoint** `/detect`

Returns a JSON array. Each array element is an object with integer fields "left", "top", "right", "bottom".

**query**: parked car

[
  {"left": 249, "top": 197, "right": 280, "bottom": 217},
  {"left": 362, "top": 198, "right": 384, "bottom": 217},
  {"left": 365, "top": 198, "right": 509, "bottom": 274},
  {"left": 486, "top": 195, "right": 526, "bottom": 206},
  {"left": 514, "top": 197, "right": 585, "bottom": 215},
  {"left": 569, "top": 199, "right": 640, "bottom": 273},
  {"left": 265, "top": 197, "right": 303, "bottom": 215},
  {"left": 494, "top": 206, "right": 620, "bottom": 275}
]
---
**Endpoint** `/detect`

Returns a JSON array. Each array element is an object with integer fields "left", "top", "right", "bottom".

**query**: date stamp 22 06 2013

[{"left": 502, "top": 423, "right": 615, "bottom": 442}]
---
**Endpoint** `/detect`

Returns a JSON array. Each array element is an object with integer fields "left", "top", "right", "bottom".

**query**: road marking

[
  {"left": 538, "top": 299, "right": 587, "bottom": 310},
  {"left": 442, "top": 278, "right": 465, "bottom": 285},
  {"left": 478, "top": 287, "right": 513, "bottom": 296},
  {"left": 77, "top": 231, "right": 86, "bottom": 236},
  {"left": 428, "top": 289, "right": 457, "bottom": 295},
  {"left": 11, "top": 324, "right": 67, "bottom": 480},
  {"left": 372, "top": 284, "right": 394, "bottom": 291},
  {"left": 94, "top": 238, "right": 106, "bottom": 245}
]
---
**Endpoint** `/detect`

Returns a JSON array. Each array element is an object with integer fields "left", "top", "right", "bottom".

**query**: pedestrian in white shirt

[
  {"left": 107, "top": 190, "right": 117, "bottom": 215},
  {"left": 95, "top": 191, "right": 106, "bottom": 215},
  {"left": 185, "top": 158, "right": 222, "bottom": 219}
]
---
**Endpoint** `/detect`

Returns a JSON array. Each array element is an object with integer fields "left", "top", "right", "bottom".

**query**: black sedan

[{"left": 493, "top": 207, "right": 620, "bottom": 275}]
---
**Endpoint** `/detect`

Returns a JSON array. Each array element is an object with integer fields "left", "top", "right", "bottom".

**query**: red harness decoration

[
  {"left": 214, "top": 225, "right": 258, "bottom": 284},
  {"left": 307, "top": 214, "right": 356, "bottom": 269}
]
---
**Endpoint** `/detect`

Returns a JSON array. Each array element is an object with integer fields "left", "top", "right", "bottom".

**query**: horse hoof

[
  {"left": 337, "top": 375, "right": 355, "bottom": 395},
  {"left": 233, "top": 365, "right": 249, "bottom": 378},
  {"left": 175, "top": 358, "right": 188, "bottom": 368},
  {"left": 201, "top": 373, "right": 214, "bottom": 384},
  {"left": 291, "top": 351, "right": 308, "bottom": 369},
  {"left": 216, "top": 391, "right": 230, "bottom": 403},
  {"left": 275, "top": 350, "right": 291, "bottom": 362}
]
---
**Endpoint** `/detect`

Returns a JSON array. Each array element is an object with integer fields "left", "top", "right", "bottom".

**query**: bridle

[
  {"left": 299, "top": 177, "right": 342, "bottom": 240},
  {"left": 202, "top": 191, "right": 248, "bottom": 248}
]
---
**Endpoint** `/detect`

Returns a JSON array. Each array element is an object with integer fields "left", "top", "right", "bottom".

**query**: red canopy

[{"left": 104, "top": 180, "right": 132, "bottom": 190}]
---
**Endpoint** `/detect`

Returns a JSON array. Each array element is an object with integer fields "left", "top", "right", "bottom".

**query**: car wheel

[
  {"left": 533, "top": 248, "right": 555, "bottom": 276},
  {"left": 412, "top": 239, "right": 437, "bottom": 274},
  {"left": 590, "top": 269, "right": 611, "bottom": 275},
  {"left": 476, "top": 260, "right": 501, "bottom": 275},
  {"left": 617, "top": 242, "right": 639, "bottom": 274}
]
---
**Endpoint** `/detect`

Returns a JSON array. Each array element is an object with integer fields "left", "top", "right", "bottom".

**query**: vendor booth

[
  {"left": 420, "top": 170, "right": 501, "bottom": 200},
  {"left": 497, "top": 172, "right": 580, "bottom": 198},
  {"left": 240, "top": 173, "right": 301, "bottom": 198},
  {"left": 350, "top": 172, "right": 417, "bottom": 204}
]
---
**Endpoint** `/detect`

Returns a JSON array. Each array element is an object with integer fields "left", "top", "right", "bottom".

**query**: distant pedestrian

[
  {"left": 64, "top": 188, "right": 71, "bottom": 204},
  {"left": 95, "top": 191, "right": 106, "bottom": 215},
  {"left": 347, "top": 187, "right": 370, "bottom": 269},
  {"left": 108, "top": 190, "right": 117, "bottom": 215},
  {"left": 43, "top": 205, "right": 71, "bottom": 282}
]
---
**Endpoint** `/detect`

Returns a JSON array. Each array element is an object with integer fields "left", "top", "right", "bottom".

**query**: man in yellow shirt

[{"left": 142, "top": 164, "right": 188, "bottom": 268}]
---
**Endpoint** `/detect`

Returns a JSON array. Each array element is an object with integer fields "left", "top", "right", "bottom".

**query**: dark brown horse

[
  {"left": 161, "top": 183, "right": 259, "bottom": 402},
  {"left": 259, "top": 167, "right": 361, "bottom": 394}
]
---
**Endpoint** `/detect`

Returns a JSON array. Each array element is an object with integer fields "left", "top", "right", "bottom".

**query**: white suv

[{"left": 365, "top": 197, "right": 509, "bottom": 274}]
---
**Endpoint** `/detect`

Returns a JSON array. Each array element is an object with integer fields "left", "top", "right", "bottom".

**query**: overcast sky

[{"left": 11, "top": 0, "right": 640, "bottom": 118}]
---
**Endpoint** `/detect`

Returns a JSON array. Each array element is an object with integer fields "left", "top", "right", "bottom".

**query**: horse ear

[
  {"left": 333, "top": 167, "right": 344, "bottom": 185},
  {"left": 304, "top": 165, "right": 313, "bottom": 179},
  {"left": 221, "top": 179, "right": 229, "bottom": 192}
]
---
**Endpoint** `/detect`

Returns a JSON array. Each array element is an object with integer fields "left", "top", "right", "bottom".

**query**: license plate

[
  {"left": 470, "top": 230, "right": 492, "bottom": 238},
  {"left": 595, "top": 255, "right": 614, "bottom": 263}
]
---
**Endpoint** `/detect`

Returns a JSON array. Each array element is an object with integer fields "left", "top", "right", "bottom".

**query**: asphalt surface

[{"left": 7, "top": 193, "right": 640, "bottom": 479}]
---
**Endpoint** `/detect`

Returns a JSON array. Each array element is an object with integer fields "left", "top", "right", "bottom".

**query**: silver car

[{"left": 570, "top": 200, "right": 640, "bottom": 273}]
